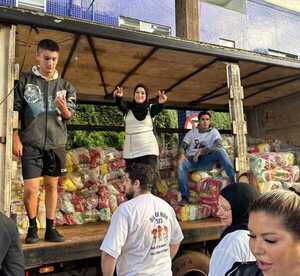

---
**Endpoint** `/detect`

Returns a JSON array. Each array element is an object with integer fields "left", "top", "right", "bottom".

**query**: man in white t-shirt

[
  {"left": 100, "top": 163, "right": 184, "bottom": 276},
  {"left": 178, "top": 111, "right": 236, "bottom": 204}
]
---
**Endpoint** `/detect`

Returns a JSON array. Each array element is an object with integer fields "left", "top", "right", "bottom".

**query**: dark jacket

[
  {"left": 0, "top": 213, "right": 24, "bottom": 276},
  {"left": 14, "top": 67, "right": 76, "bottom": 150},
  {"left": 225, "top": 261, "right": 263, "bottom": 276}
]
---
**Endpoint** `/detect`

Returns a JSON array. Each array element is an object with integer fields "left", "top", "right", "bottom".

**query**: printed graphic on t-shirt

[
  {"left": 193, "top": 139, "right": 207, "bottom": 149},
  {"left": 149, "top": 211, "right": 170, "bottom": 256}
]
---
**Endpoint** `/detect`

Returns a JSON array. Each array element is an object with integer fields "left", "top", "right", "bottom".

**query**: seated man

[{"left": 177, "top": 111, "right": 236, "bottom": 203}]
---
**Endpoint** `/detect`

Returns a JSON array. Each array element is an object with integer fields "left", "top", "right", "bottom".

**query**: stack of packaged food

[
  {"left": 11, "top": 147, "right": 128, "bottom": 233},
  {"left": 248, "top": 142, "right": 300, "bottom": 193},
  {"left": 56, "top": 147, "right": 127, "bottom": 225},
  {"left": 10, "top": 135, "right": 235, "bottom": 228},
  {"left": 158, "top": 149, "right": 230, "bottom": 222}
]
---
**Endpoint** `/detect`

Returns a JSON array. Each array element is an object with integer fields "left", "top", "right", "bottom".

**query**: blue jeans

[{"left": 177, "top": 148, "right": 236, "bottom": 199}]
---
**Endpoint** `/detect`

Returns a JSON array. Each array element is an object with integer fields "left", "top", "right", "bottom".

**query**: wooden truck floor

[{"left": 22, "top": 218, "right": 224, "bottom": 270}]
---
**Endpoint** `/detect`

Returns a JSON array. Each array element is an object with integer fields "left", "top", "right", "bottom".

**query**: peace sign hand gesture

[
  {"left": 113, "top": 86, "right": 123, "bottom": 98},
  {"left": 158, "top": 89, "right": 167, "bottom": 104}
]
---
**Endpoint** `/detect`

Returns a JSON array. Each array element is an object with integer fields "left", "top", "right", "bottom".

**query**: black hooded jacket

[{"left": 14, "top": 67, "right": 76, "bottom": 150}]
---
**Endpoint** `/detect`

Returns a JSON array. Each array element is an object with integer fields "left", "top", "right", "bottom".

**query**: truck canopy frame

[{"left": 0, "top": 6, "right": 299, "bottom": 110}]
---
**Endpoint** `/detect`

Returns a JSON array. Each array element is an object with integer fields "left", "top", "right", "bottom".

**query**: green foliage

[
  {"left": 67, "top": 104, "right": 178, "bottom": 150},
  {"left": 67, "top": 104, "right": 125, "bottom": 149},
  {"left": 211, "top": 112, "right": 231, "bottom": 130},
  {"left": 154, "top": 109, "right": 179, "bottom": 149},
  {"left": 67, "top": 104, "right": 231, "bottom": 150}
]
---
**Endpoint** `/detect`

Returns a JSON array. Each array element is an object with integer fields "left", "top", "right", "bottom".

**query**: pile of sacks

[
  {"left": 158, "top": 150, "right": 230, "bottom": 222},
  {"left": 56, "top": 147, "right": 127, "bottom": 225},
  {"left": 11, "top": 136, "right": 235, "bottom": 230},
  {"left": 10, "top": 147, "right": 128, "bottom": 233},
  {"left": 248, "top": 142, "right": 300, "bottom": 193}
]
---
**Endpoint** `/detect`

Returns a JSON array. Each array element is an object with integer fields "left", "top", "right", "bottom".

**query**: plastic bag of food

[
  {"left": 84, "top": 178, "right": 101, "bottom": 189},
  {"left": 73, "top": 212, "right": 85, "bottom": 225},
  {"left": 38, "top": 199, "right": 46, "bottom": 229},
  {"left": 263, "top": 166, "right": 299, "bottom": 183},
  {"left": 55, "top": 211, "right": 65, "bottom": 225},
  {"left": 197, "top": 204, "right": 213, "bottom": 219},
  {"left": 83, "top": 210, "right": 100, "bottom": 223},
  {"left": 65, "top": 152, "right": 75, "bottom": 172},
  {"left": 175, "top": 205, "right": 190, "bottom": 222},
  {"left": 85, "top": 194, "right": 99, "bottom": 210},
  {"left": 89, "top": 147, "right": 103, "bottom": 168},
  {"left": 63, "top": 214, "right": 76, "bottom": 225},
  {"left": 103, "top": 148, "right": 122, "bottom": 162},
  {"left": 257, "top": 143, "right": 271, "bottom": 154},
  {"left": 191, "top": 171, "right": 210, "bottom": 182},
  {"left": 71, "top": 193, "right": 85, "bottom": 212},
  {"left": 156, "top": 179, "right": 169, "bottom": 196},
  {"left": 68, "top": 148, "right": 90, "bottom": 166},
  {"left": 62, "top": 177, "right": 77, "bottom": 192},
  {"left": 60, "top": 193, "right": 75, "bottom": 214},
  {"left": 107, "top": 183, "right": 119, "bottom": 196},
  {"left": 99, "top": 208, "right": 111, "bottom": 222},
  {"left": 165, "top": 189, "right": 181, "bottom": 206},
  {"left": 189, "top": 205, "right": 198, "bottom": 221},
  {"left": 99, "top": 195, "right": 110, "bottom": 209},
  {"left": 117, "top": 193, "right": 127, "bottom": 205},
  {"left": 109, "top": 194, "right": 118, "bottom": 213},
  {"left": 198, "top": 178, "right": 221, "bottom": 200},
  {"left": 98, "top": 184, "right": 109, "bottom": 196},
  {"left": 109, "top": 159, "right": 126, "bottom": 171},
  {"left": 100, "top": 163, "right": 109, "bottom": 176},
  {"left": 69, "top": 172, "right": 84, "bottom": 190}
]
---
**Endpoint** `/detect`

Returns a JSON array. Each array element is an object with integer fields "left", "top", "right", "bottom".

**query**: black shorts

[{"left": 21, "top": 145, "right": 66, "bottom": 180}]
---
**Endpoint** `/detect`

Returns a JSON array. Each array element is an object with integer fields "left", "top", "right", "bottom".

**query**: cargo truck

[{"left": 0, "top": 6, "right": 300, "bottom": 276}]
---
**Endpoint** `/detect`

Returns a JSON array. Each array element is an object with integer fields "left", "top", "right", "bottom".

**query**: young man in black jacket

[
  {"left": 13, "top": 39, "right": 76, "bottom": 243},
  {"left": 0, "top": 212, "right": 24, "bottom": 275}
]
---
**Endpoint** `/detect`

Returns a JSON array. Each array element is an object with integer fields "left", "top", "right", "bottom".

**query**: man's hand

[
  {"left": 113, "top": 86, "right": 123, "bottom": 98},
  {"left": 13, "top": 131, "right": 23, "bottom": 157},
  {"left": 193, "top": 148, "right": 203, "bottom": 162},
  {"left": 158, "top": 89, "right": 167, "bottom": 104},
  {"left": 55, "top": 96, "right": 72, "bottom": 119}
]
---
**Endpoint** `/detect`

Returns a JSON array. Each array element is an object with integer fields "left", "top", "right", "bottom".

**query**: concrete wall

[{"left": 246, "top": 93, "right": 300, "bottom": 145}]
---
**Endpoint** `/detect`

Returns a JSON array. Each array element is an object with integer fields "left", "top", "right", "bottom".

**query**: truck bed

[{"left": 22, "top": 218, "right": 224, "bottom": 269}]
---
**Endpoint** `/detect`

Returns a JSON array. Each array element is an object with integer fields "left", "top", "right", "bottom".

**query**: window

[
  {"left": 203, "top": 0, "right": 246, "bottom": 13},
  {"left": 119, "top": 16, "right": 171, "bottom": 36},
  {"left": 268, "top": 49, "right": 298, "bottom": 59},
  {"left": 219, "top": 38, "right": 235, "bottom": 48},
  {"left": 17, "top": 0, "right": 45, "bottom": 11}
]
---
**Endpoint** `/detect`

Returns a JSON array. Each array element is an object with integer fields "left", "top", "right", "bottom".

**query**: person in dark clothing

[
  {"left": 209, "top": 182, "right": 258, "bottom": 276},
  {"left": 113, "top": 84, "right": 167, "bottom": 190},
  {"left": 0, "top": 212, "right": 24, "bottom": 276},
  {"left": 226, "top": 190, "right": 300, "bottom": 276},
  {"left": 13, "top": 39, "right": 76, "bottom": 244}
]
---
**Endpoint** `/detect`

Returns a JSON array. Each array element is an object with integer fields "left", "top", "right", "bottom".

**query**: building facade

[{"left": 2, "top": 0, "right": 299, "bottom": 56}]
